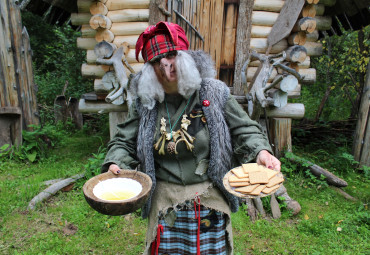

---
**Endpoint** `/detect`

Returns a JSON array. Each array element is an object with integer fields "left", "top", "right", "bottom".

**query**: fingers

[
  {"left": 108, "top": 164, "right": 122, "bottom": 175},
  {"left": 257, "top": 150, "right": 281, "bottom": 172},
  {"left": 271, "top": 156, "right": 281, "bottom": 172}
]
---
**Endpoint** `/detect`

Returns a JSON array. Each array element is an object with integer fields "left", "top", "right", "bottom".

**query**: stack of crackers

[{"left": 228, "top": 163, "right": 284, "bottom": 196}]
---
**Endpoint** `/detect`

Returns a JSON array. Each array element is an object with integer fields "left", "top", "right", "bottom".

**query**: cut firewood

[
  {"left": 27, "top": 174, "right": 85, "bottom": 210},
  {"left": 301, "top": 4, "right": 316, "bottom": 18},
  {"left": 293, "top": 17, "right": 316, "bottom": 33},
  {"left": 270, "top": 194, "right": 281, "bottom": 219},
  {"left": 288, "top": 32, "right": 307, "bottom": 46},
  {"left": 285, "top": 153, "right": 348, "bottom": 187},
  {"left": 285, "top": 45, "right": 307, "bottom": 63},
  {"left": 275, "top": 185, "right": 301, "bottom": 215},
  {"left": 315, "top": 16, "right": 332, "bottom": 31}
]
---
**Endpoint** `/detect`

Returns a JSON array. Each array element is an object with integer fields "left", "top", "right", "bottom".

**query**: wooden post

[
  {"left": 353, "top": 63, "right": 370, "bottom": 167},
  {"left": 0, "top": 0, "right": 39, "bottom": 138},
  {"left": 269, "top": 118, "right": 292, "bottom": 158},
  {"left": 233, "top": 0, "right": 254, "bottom": 96},
  {"left": 149, "top": 0, "right": 166, "bottom": 25}
]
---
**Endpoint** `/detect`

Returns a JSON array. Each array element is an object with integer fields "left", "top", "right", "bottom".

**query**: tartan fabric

[
  {"left": 154, "top": 205, "right": 227, "bottom": 255},
  {"left": 143, "top": 34, "right": 178, "bottom": 63},
  {"left": 135, "top": 21, "right": 189, "bottom": 62}
]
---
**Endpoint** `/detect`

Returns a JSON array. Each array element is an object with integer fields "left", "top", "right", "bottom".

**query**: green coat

[{"left": 102, "top": 90, "right": 272, "bottom": 185}]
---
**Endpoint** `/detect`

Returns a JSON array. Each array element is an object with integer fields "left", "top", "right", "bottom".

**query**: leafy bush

[
  {"left": 0, "top": 124, "right": 66, "bottom": 163},
  {"left": 21, "top": 11, "right": 93, "bottom": 121},
  {"left": 293, "top": 25, "right": 369, "bottom": 121},
  {"left": 83, "top": 146, "right": 107, "bottom": 181}
]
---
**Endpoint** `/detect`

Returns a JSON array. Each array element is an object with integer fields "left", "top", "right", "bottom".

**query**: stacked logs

[
  {"left": 71, "top": 0, "right": 150, "bottom": 112},
  {"left": 245, "top": 0, "right": 333, "bottom": 121}
]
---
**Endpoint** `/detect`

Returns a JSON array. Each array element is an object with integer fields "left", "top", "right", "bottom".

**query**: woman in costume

[{"left": 102, "top": 21, "right": 280, "bottom": 255}]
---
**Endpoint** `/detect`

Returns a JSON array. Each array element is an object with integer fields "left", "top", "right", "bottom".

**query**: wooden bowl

[{"left": 83, "top": 170, "right": 152, "bottom": 216}]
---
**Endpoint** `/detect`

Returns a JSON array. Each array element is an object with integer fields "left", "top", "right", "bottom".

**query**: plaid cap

[
  {"left": 135, "top": 22, "right": 189, "bottom": 63},
  {"left": 143, "top": 34, "right": 178, "bottom": 62}
]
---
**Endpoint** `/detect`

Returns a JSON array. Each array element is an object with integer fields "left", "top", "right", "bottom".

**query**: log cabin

[
  {"left": 71, "top": 0, "right": 342, "bottom": 157},
  {"left": 1, "top": 0, "right": 369, "bottom": 162}
]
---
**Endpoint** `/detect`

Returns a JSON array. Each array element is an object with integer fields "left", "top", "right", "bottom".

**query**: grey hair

[
  {"left": 136, "top": 63, "right": 165, "bottom": 110},
  {"left": 135, "top": 50, "right": 202, "bottom": 109},
  {"left": 176, "top": 51, "right": 202, "bottom": 99}
]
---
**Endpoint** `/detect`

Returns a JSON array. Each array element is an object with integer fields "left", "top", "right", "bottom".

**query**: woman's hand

[
  {"left": 256, "top": 150, "right": 281, "bottom": 172},
  {"left": 108, "top": 164, "right": 122, "bottom": 175}
]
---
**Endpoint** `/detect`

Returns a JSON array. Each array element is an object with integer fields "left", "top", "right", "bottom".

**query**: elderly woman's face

[{"left": 151, "top": 51, "right": 178, "bottom": 89}]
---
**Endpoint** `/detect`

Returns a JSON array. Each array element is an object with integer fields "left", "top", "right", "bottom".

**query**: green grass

[{"left": 0, "top": 132, "right": 369, "bottom": 255}]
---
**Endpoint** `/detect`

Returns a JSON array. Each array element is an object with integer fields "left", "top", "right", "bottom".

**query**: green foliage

[
  {"left": 0, "top": 123, "right": 66, "bottom": 163},
  {"left": 0, "top": 133, "right": 369, "bottom": 254},
  {"left": 83, "top": 146, "right": 107, "bottom": 181},
  {"left": 293, "top": 25, "right": 370, "bottom": 121},
  {"left": 21, "top": 11, "right": 93, "bottom": 121}
]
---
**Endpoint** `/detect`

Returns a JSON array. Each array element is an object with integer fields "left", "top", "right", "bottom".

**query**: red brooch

[{"left": 202, "top": 100, "right": 210, "bottom": 107}]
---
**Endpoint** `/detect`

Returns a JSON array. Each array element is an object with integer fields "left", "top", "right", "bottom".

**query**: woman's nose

[{"left": 160, "top": 57, "right": 175, "bottom": 68}]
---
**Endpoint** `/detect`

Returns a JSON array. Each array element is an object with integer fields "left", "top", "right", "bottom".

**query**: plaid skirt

[{"left": 151, "top": 203, "right": 227, "bottom": 255}]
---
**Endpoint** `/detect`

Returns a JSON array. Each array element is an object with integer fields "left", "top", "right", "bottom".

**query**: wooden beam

[
  {"left": 306, "top": 30, "right": 319, "bottom": 42},
  {"left": 253, "top": 0, "right": 284, "bottom": 12},
  {"left": 266, "top": 103, "right": 305, "bottom": 119},
  {"left": 315, "top": 16, "right": 332, "bottom": 31},
  {"left": 251, "top": 25, "right": 272, "bottom": 38},
  {"left": 87, "top": 49, "right": 143, "bottom": 64},
  {"left": 78, "top": 99, "right": 128, "bottom": 113},
  {"left": 107, "top": 9, "right": 149, "bottom": 22},
  {"left": 303, "top": 41, "right": 323, "bottom": 56},
  {"left": 252, "top": 11, "right": 279, "bottom": 26},
  {"left": 314, "top": 4, "right": 325, "bottom": 16},
  {"left": 110, "top": 22, "right": 149, "bottom": 36},
  {"left": 105, "top": 0, "right": 150, "bottom": 10},
  {"left": 77, "top": 37, "right": 97, "bottom": 50},
  {"left": 319, "top": 0, "right": 336, "bottom": 7},
  {"left": 71, "top": 13, "right": 91, "bottom": 26},
  {"left": 81, "top": 24, "right": 96, "bottom": 38},
  {"left": 250, "top": 38, "right": 288, "bottom": 54},
  {"left": 113, "top": 35, "right": 141, "bottom": 48}
]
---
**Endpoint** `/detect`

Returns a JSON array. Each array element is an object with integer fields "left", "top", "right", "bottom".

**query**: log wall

[
  {"left": 0, "top": 0, "right": 39, "bottom": 147},
  {"left": 72, "top": 0, "right": 150, "bottom": 96},
  {"left": 73, "top": 0, "right": 334, "bottom": 149}
]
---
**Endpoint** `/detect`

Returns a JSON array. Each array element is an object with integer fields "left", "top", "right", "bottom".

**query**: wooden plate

[{"left": 223, "top": 165, "right": 284, "bottom": 198}]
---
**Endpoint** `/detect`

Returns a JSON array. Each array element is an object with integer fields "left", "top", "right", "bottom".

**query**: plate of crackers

[{"left": 223, "top": 163, "right": 284, "bottom": 198}]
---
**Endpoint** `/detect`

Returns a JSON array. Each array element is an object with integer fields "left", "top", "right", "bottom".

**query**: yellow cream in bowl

[{"left": 93, "top": 178, "right": 142, "bottom": 201}]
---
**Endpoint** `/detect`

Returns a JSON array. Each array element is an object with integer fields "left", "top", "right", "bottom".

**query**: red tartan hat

[{"left": 135, "top": 22, "right": 189, "bottom": 63}]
